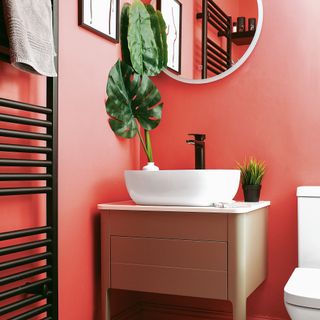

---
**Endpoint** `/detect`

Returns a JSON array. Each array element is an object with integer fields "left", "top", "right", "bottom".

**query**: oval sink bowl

[{"left": 124, "top": 169, "right": 240, "bottom": 206}]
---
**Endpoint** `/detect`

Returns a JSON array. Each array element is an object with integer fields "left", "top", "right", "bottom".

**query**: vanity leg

[
  {"left": 229, "top": 214, "right": 247, "bottom": 320},
  {"left": 101, "top": 213, "right": 111, "bottom": 320},
  {"left": 106, "top": 289, "right": 111, "bottom": 320},
  {"left": 232, "top": 297, "right": 247, "bottom": 320},
  {"left": 102, "top": 288, "right": 111, "bottom": 320}
]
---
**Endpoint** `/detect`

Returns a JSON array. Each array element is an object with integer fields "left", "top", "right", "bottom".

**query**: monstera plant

[
  {"left": 105, "top": 0, "right": 167, "bottom": 167},
  {"left": 106, "top": 60, "right": 163, "bottom": 162}
]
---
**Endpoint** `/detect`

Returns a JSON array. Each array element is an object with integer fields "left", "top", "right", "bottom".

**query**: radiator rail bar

[
  {"left": 0, "top": 187, "right": 52, "bottom": 196},
  {"left": 8, "top": 303, "right": 52, "bottom": 320},
  {"left": 0, "top": 173, "right": 52, "bottom": 181},
  {"left": 0, "top": 239, "right": 52, "bottom": 256},
  {"left": 0, "top": 252, "right": 52, "bottom": 270},
  {"left": 0, "top": 143, "right": 52, "bottom": 153},
  {"left": 0, "top": 128, "right": 52, "bottom": 140},
  {"left": 0, "top": 226, "right": 51, "bottom": 240},
  {"left": 0, "top": 159, "right": 52, "bottom": 167},
  {"left": 0, "top": 98, "right": 50, "bottom": 114},
  {"left": 0, "top": 278, "right": 52, "bottom": 300},
  {"left": 0, "top": 292, "right": 52, "bottom": 316},
  {"left": 0, "top": 265, "right": 52, "bottom": 286}
]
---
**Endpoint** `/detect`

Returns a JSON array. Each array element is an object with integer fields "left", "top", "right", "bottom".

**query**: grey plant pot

[{"left": 242, "top": 184, "right": 261, "bottom": 202}]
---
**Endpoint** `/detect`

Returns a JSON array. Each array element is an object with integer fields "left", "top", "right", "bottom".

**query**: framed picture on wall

[
  {"left": 157, "top": 0, "right": 182, "bottom": 74},
  {"left": 79, "top": 0, "right": 119, "bottom": 42}
]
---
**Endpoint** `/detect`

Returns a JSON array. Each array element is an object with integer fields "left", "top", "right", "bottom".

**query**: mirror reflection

[{"left": 151, "top": 0, "right": 258, "bottom": 81}]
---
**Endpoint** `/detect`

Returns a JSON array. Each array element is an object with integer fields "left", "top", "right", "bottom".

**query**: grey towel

[{"left": 3, "top": 0, "right": 57, "bottom": 77}]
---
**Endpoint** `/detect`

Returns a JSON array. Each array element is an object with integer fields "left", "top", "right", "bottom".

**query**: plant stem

[
  {"left": 145, "top": 130, "right": 153, "bottom": 162},
  {"left": 135, "top": 121, "right": 150, "bottom": 161}
]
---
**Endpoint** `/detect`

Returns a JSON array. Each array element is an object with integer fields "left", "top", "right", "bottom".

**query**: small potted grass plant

[{"left": 237, "top": 158, "right": 266, "bottom": 202}]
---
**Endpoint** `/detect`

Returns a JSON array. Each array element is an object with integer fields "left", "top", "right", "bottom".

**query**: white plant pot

[{"left": 142, "top": 162, "right": 159, "bottom": 171}]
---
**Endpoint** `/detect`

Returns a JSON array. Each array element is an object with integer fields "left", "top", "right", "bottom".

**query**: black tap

[{"left": 186, "top": 134, "right": 206, "bottom": 169}]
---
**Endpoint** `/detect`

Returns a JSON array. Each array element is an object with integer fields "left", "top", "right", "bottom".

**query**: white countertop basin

[{"left": 124, "top": 169, "right": 241, "bottom": 207}]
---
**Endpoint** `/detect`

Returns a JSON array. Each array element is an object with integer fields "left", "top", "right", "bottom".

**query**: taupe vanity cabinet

[{"left": 99, "top": 201, "right": 270, "bottom": 320}]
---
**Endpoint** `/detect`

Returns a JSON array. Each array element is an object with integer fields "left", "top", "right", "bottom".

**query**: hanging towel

[{"left": 3, "top": 0, "right": 57, "bottom": 77}]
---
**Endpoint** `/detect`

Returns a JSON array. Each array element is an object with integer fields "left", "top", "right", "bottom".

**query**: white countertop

[{"left": 98, "top": 200, "right": 270, "bottom": 214}]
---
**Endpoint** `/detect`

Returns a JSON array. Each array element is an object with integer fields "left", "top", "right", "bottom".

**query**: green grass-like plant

[{"left": 237, "top": 158, "right": 266, "bottom": 186}]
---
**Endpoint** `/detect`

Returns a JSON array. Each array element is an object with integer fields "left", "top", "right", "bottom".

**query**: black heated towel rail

[
  {"left": 0, "top": 0, "right": 58, "bottom": 319},
  {"left": 197, "top": 0, "right": 232, "bottom": 78}
]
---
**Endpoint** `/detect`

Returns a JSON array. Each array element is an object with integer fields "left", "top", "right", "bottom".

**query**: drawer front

[
  {"left": 110, "top": 236, "right": 227, "bottom": 299},
  {"left": 109, "top": 211, "right": 227, "bottom": 241},
  {"left": 111, "top": 236, "right": 227, "bottom": 270},
  {"left": 111, "top": 264, "right": 227, "bottom": 300}
]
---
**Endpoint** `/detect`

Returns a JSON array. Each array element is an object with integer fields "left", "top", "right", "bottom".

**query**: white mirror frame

[{"left": 163, "top": 0, "right": 263, "bottom": 84}]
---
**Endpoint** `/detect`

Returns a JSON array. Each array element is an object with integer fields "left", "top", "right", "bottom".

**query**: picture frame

[
  {"left": 79, "top": 0, "right": 119, "bottom": 43},
  {"left": 157, "top": 0, "right": 182, "bottom": 74}
]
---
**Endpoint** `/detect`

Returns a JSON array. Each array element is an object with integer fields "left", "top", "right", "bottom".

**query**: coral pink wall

[
  {"left": 145, "top": 0, "right": 320, "bottom": 318},
  {"left": 58, "top": 1, "right": 139, "bottom": 319}
]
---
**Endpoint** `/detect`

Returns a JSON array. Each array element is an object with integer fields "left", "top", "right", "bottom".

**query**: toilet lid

[{"left": 285, "top": 268, "right": 320, "bottom": 309}]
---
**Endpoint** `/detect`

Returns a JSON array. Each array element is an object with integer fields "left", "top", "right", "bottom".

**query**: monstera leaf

[
  {"left": 127, "top": 0, "right": 160, "bottom": 76},
  {"left": 145, "top": 4, "right": 168, "bottom": 70},
  {"left": 156, "top": 10, "right": 168, "bottom": 69},
  {"left": 120, "top": 3, "right": 132, "bottom": 67},
  {"left": 120, "top": 0, "right": 168, "bottom": 76},
  {"left": 106, "top": 60, "right": 163, "bottom": 139}
]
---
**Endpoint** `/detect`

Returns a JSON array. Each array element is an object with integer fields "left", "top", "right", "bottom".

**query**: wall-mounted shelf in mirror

[
  {"left": 218, "top": 30, "right": 256, "bottom": 46},
  {"left": 231, "top": 31, "right": 255, "bottom": 45},
  {"left": 150, "top": 0, "right": 263, "bottom": 84}
]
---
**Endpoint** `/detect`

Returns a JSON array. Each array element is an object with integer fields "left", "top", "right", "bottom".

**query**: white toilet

[{"left": 284, "top": 186, "right": 320, "bottom": 319}]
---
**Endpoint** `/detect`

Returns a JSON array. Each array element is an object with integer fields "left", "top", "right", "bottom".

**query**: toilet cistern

[
  {"left": 186, "top": 133, "right": 206, "bottom": 169},
  {"left": 284, "top": 186, "right": 320, "bottom": 320}
]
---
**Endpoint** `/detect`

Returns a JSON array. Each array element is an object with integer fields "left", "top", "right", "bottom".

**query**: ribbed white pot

[{"left": 142, "top": 162, "right": 159, "bottom": 171}]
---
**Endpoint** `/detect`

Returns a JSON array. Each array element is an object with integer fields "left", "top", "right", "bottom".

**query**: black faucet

[{"left": 186, "top": 133, "right": 206, "bottom": 169}]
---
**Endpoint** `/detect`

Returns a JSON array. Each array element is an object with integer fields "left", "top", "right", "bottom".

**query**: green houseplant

[
  {"left": 237, "top": 158, "right": 266, "bottom": 202},
  {"left": 105, "top": 0, "right": 167, "bottom": 170}
]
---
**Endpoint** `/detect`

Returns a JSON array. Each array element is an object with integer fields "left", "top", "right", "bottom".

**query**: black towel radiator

[
  {"left": 197, "top": 0, "right": 232, "bottom": 79},
  {"left": 0, "top": 0, "right": 58, "bottom": 319}
]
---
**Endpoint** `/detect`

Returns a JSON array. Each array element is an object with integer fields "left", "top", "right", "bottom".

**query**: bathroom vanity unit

[{"left": 99, "top": 201, "right": 270, "bottom": 320}]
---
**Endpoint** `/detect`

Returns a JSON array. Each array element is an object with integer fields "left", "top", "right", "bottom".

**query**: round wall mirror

[{"left": 151, "top": 0, "right": 263, "bottom": 84}]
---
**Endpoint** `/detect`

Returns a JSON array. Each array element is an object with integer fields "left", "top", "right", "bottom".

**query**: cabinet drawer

[
  {"left": 111, "top": 236, "right": 227, "bottom": 270},
  {"left": 111, "top": 264, "right": 227, "bottom": 299},
  {"left": 110, "top": 236, "right": 227, "bottom": 299},
  {"left": 109, "top": 211, "right": 227, "bottom": 241}
]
